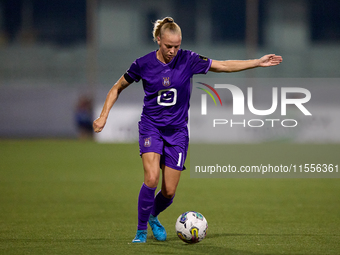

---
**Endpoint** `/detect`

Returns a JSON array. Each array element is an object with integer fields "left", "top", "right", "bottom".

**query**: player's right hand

[{"left": 93, "top": 117, "right": 106, "bottom": 133}]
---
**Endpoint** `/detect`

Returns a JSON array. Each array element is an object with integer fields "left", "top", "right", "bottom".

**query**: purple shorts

[{"left": 138, "top": 121, "right": 189, "bottom": 171}]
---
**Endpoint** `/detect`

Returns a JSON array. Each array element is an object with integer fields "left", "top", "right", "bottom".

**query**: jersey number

[{"left": 177, "top": 152, "right": 183, "bottom": 167}]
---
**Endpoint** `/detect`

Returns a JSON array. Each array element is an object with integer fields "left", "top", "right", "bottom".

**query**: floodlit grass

[{"left": 0, "top": 140, "right": 339, "bottom": 254}]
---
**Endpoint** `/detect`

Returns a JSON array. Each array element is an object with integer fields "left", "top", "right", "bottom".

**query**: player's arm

[
  {"left": 93, "top": 75, "right": 132, "bottom": 133},
  {"left": 209, "top": 54, "right": 282, "bottom": 73}
]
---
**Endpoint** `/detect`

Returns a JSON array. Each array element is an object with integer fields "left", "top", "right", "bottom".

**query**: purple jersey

[{"left": 126, "top": 49, "right": 212, "bottom": 128}]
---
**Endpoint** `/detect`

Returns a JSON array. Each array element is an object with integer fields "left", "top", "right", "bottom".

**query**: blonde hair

[{"left": 152, "top": 17, "right": 181, "bottom": 42}]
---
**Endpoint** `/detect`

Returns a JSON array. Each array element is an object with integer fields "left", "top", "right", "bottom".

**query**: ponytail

[{"left": 152, "top": 17, "right": 181, "bottom": 42}]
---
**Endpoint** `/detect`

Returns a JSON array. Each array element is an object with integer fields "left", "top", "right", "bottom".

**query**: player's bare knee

[
  {"left": 144, "top": 175, "right": 159, "bottom": 188},
  {"left": 162, "top": 189, "right": 175, "bottom": 199}
]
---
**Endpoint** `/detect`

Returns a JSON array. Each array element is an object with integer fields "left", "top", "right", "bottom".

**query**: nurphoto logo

[{"left": 196, "top": 82, "right": 312, "bottom": 128}]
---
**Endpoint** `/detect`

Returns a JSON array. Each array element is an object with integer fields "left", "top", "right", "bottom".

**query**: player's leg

[
  {"left": 133, "top": 122, "right": 163, "bottom": 243},
  {"left": 133, "top": 152, "right": 161, "bottom": 243},
  {"left": 149, "top": 165, "right": 181, "bottom": 241},
  {"left": 139, "top": 152, "right": 161, "bottom": 228}
]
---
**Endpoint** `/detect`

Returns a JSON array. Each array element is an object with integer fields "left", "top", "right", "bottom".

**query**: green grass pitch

[{"left": 0, "top": 140, "right": 339, "bottom": 254}]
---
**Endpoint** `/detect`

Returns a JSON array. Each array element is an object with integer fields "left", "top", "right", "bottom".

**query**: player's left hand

[{"left": 258, "top": 54, "right": 283, "bottom": 67}]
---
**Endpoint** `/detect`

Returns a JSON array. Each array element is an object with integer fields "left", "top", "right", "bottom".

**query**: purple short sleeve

[
  {"left": 189, "top": 51, "right": 212, "bottom": 75},
  {"left": 126, "top": 60, "right": 141, "bottom": 82}
]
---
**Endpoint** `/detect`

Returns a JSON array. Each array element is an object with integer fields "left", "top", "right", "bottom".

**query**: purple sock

[
  {"left": 151, "top": 190, "right": 174, "bottom": 217},
  {"left": 137, "top": 183, "right": 156, "bottom": 230}
]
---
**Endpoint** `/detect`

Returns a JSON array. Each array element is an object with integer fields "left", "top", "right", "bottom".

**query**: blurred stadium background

[{"left": 0, "top": 0, "right": 339, "bottom": 140}]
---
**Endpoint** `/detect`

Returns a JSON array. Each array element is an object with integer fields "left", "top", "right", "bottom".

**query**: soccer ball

[{"left": 175, "top": 211, "right": 208, "bottom": 243}]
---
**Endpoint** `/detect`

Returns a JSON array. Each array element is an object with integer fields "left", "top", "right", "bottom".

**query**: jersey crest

[
  {"left": 162, "top": 77, "right": 170, "bottom": 87},
  {"left": 144, "top": 137, "right": 151, "bottom": 147}
]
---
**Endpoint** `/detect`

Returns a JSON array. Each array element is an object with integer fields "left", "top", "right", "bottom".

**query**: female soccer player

[{"left": 93, "top": 17, "right": 282, "bottom": 243}]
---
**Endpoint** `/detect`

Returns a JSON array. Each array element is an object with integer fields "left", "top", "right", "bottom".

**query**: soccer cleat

[
  {"left": 148, "top": 214, "right": 167, "bottom": 241},
  {"left": 132, "top": 229, "right": 147, "bottom": 243}
]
